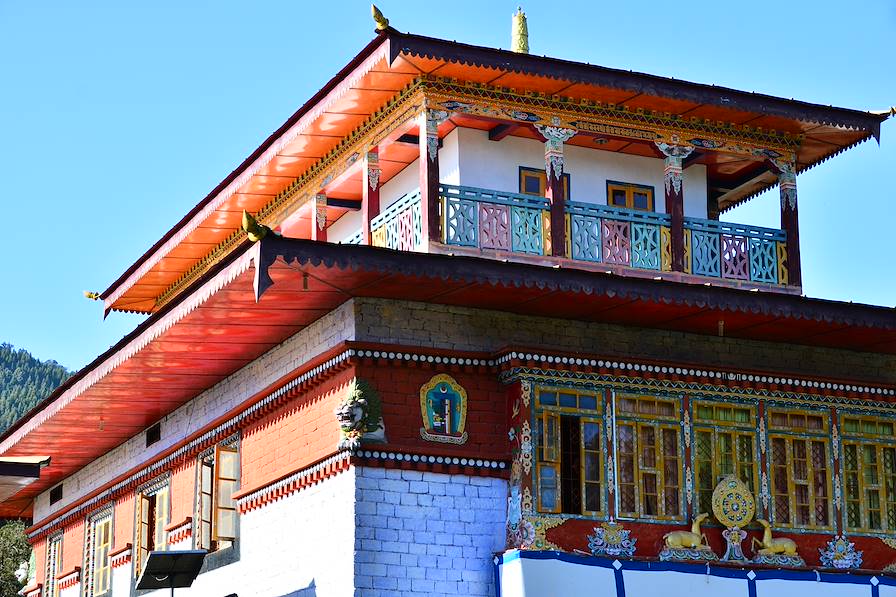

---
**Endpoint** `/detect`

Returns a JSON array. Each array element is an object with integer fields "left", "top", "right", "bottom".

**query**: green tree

[
  {"left": 0, "top": 343, "right": 70, "bottom": 434},
  {"left": 0, "top": 520, "right": 30, "bottom": 596}
]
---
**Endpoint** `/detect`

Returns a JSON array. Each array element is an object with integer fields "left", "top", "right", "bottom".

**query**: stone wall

[{"left": 352, "top": 298, "right": 896, "bottom": 384}]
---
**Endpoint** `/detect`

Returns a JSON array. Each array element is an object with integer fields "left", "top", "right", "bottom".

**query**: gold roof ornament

[
  {"left": 241, "top": 210, "right": 271, "bottom": 243},
  {"left": 83, "top": 291, "right": 100, "bottom": 301},
  {"left": 511, "top": 7, "right": 529, "bottom": 54},
  {"left": 371, "top": 4, "right": 389, "bottom": 31}
]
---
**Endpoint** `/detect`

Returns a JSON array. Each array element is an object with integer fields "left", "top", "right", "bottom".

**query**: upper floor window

[
  {"left": 693, "top": 401, "right": 758, "bottom": 515},
  {"left": 615, "top": 394, "right": 682, "bottom": 520},
  {"left": 519, "top": 167, "right": 569, "bottom": 199},
  {"left": 768, "top": 408, "right": 831, "bottom": 530},
  {"left": 85, "top": 511, "right": 112, "bottom": 597},
  {"left": 607, "top": 181, "right": 654, "bottom": 211},
  {"left": 196, "top": 441, "right": 240, "bottom": 552},
  {"left": 842, "top": 414, "right": 896, "bottom": 533},
  {"left": 43, "top": 533, "right": 62, "bottom": 597},
  {"left": 536, "top": 389, "right": 603, "bottom": 515},
  {"left": 134, "top": 480, "right": 170, "bottom": 577}
]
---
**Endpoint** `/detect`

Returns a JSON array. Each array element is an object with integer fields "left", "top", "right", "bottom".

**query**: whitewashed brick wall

[
  {"left": 34, "top": 300, "right": 357, "bottom": 520},
  {"left": 136, "top": 467, "right": 357, "bottom": 597},
  {"left": 354, "top": 467, "right": 507, "bottom": 597}
]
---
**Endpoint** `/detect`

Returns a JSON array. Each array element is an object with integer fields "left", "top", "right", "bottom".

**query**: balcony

[{"left": 350, "top": 184, "right": 792, "bottom": 291}]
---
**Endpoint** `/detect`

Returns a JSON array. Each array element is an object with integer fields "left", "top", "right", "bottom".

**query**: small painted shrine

[{"left": 1, "top": 7, "right": 894, "bottom": 597}]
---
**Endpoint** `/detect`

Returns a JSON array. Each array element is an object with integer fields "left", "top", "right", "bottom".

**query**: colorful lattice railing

[
  {"left": 567, "top": 201, "right": 671, "bottom": 270},
  {"left": 684, "top": 217, "right": 787, "bottom": 284},
  {"left": 370, "top": 190, "right": 423, "bottom": 251},
  {"left": 343, "top": 230, "right": 363, "bottom": 245},
  {"left": 440, "top": 185, "right": 549, "bottom": 255}
]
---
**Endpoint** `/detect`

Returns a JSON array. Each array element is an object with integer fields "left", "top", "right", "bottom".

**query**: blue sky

[{"left": 1, "top": 1, "right": 894, "bottom": 370}]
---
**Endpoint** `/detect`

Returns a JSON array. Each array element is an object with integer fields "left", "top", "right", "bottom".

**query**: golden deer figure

[
  {"left": 663, "top": 512, "right": 710, "bottom": 549},
  {"left": 751, "top": 519, "right": 798, "bottom": 555}
]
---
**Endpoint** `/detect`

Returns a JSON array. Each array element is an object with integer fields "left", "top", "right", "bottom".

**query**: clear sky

[{"left": 1, "top": 1, "right": 894, "bottom": 371}]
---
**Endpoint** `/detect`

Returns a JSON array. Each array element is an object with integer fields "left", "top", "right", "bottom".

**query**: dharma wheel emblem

[{"left": 712, "top": 476, "right": 755, "bottom": 529}]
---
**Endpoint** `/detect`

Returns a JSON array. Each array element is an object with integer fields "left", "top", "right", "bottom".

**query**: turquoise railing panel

[
  {"left": 691, "top": 229, "right": 721, "bottom": 277},
  {"left": 444, "top": 195, "right": 478, "bottom": 247},
  {"left": 750, "top": 237, "right": 778, "bottom": 283},
  {"left": 631, "top": 222, "right": 661, "bottom": 271},
  {"left": 511, "top": 206, "right": 543, "bottom": 254},
  {"left": 370, "top": 190, "right": 422, "bottom": 251},
  {"left": 570, "top": 214, "right": 601, "bottom": 262}
]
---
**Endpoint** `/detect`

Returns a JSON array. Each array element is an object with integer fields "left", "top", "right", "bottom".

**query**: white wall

[
  {"left": 354, "top": 467, "right": 507, "bottom": 597},
  {"left": 454, "top": 127, "right": 708, "bottom": 219}
]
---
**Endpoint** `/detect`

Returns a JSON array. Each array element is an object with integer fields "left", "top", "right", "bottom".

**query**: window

[
  {"left": 44, "top": 533, "right": 62, "bottom": 597},
  {"left": 196, "top": 442, "right": 239, "bottom": 552},
  {"left": 85, "top": 512, "right": 112, "bottom": 597},
  {"left": 842, "top": 415, "right": 896, "bottom": 532},
  {"left": 535, "top": 389, "right": 603, "bottom": 515},
  {"left": 134, "top": 481, "right": 169, "bottom": 577},
  {"left": 519, "top": 167, "right": 569, "bottom": 199},
  {"left": 606, "top": 181, "right": 654, "bottom": 211},
  {"left": 49, "top": 484, "right": 62, "bottom": 505},
  {"left": 693, "top": 401, "right": 757, "bottom": 515},
  {"left": 615, "top": 394, "right": 682, "bottom": 520},
  {"left": 146, "top": 422, "right": 161, "bottom": 447},
  {"left": 768, "top": 408, "right": 831, "bottom": 529}
]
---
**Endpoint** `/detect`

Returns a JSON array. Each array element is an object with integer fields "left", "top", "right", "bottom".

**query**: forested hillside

[{"left": 0, "top": 344, "right": 70, "bottom": 434}]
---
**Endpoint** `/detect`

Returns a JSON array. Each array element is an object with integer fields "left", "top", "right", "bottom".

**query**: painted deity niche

[{"left": 420, "top": 374, "right": 468, "bottom": 444}]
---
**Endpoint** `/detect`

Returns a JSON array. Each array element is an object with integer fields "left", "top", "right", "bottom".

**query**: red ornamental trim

[
  {"left": 110, "top": 545, "right": 132, "bottom": 569},
  {"left": 22, "top": 584, "right": 41, "bottom": 597},
  {"left": 56, "top": 567, "right": 81, "bottom": 590},
  {"left": 351, "top": 450, "right": 510, "bottom": 479},
  {"left": 236, "top": 452, "right": 352, "bottom": 514},
  {"left": 167, "top": 520, "right": 193, "bottom": 545}
]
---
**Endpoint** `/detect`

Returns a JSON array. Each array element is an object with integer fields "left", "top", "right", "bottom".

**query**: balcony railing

[
  {"left": 440, "top": 184, "right": 789, "bottom": 286},
  {"left": 370, "top": 190, "right": 423, "bottom": 251}
]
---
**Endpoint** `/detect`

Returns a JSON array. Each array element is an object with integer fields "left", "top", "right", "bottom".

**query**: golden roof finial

[
  {"left": 84, "top": 291, "right": 100, "bottom": 300},
  {"left": 372, "top": 4, "right": 389, "bottom": 31},
  {"left": 241, "top": 210, "right": 270, "bottom": 243},
  {"left": 511, "top": 6, "right": 529, "bottom": 54}
]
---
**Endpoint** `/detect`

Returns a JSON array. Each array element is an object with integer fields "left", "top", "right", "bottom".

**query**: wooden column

[
  {"left": 311, "top": 193, "right": 327, "bottom": 242},
  {"left": 535, "top": 124, "right": 576, "bottom": 257},
  {"left": 361, "top": 149, "right": 380, "bottom": 245},
  {"left": 656, "top": 142, "right": 694, "bottom": 272},
  {"left": 777, "top": 161, "right": 802, "bottom": 287},
  {"left": 419, "top": 108, "right": 448, "bottom": 244}
]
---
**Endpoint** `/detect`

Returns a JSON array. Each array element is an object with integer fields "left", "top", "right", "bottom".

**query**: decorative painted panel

[
  {"left": 369, "top": 190, "right": 422, "bottom": 251},
  {"left": 570, "top": 214, "right": 601, "bottom": 262},
  {"left": 479, "top": 203, "right": 511, "bottom": 250},
  {"left": 444, "top": 196, "right": 478, "bottom": 247},
  {"left": 721, "top": 234, "right": 749, "bottom": 280},
  {"left": 511, "top": 206, "right": 543, "bottom": 254},
  {"left": 750, "top": 238, "right": 778, "bottom": 283},
  {"left": 601, "top": 220, "right": 631, "bottom": 266},
  {"left": 631, "top": 223, "right": 661, "bottom": 270},
  {"left": 691, "top": 230, "right": 720, "bottom": 277}
]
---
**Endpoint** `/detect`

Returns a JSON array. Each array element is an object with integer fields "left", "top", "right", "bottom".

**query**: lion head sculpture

[{"left": 335, "top": 378, "right": 385, "bottom": 450}]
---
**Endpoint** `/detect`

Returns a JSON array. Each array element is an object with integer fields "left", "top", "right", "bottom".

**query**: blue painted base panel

[{"left": 495, "top": 550, "right": 893, "bottom": 597}]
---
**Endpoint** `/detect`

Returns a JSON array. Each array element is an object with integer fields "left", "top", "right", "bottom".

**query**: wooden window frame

[
  {"left": 196, "top": 440, "right": 240, "bottom": 553},
  {"left": 768, "top": 432, "right": 833, "bottom": 531},
  {"left": 85, "top": 511, "right": 113, "bottom": 597},
  {"left": 842, "top": 414, "right": 896, "bottom": 533},
  {"left": 44, "top": 532, "right": 62, "bottom": 597},
  {"left": 614, "top": 393, "right": 683, "bottom": 522},
  {"left": 606, "top": 180, "right": 655, "bottom": 211},
  {"left": 519, "top": 166, "right": 570, "bottom": 199},
  {"left": 692, "top": 400, "right": 758, "bottom": 516},
  {"left": 534, "top": 387, "right": 604, "bottom": 516},
  {"left": 134, "top": 481, "right": 170, "bottom": 578}
]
